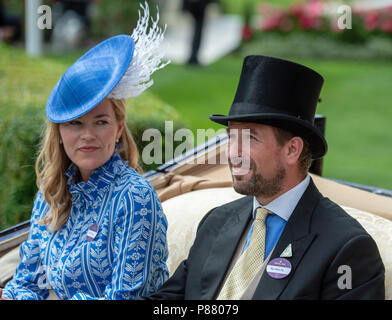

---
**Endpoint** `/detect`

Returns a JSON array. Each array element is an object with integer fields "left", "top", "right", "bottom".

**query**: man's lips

[
  {"left": 231, "top": 166, "right": 251, "bottom": 176},
  {"left": 78, "top": 146, "right": 100, "bottom": 152},
  {"left": 229, "top": 158, "right": 251, "bottom": 175}
]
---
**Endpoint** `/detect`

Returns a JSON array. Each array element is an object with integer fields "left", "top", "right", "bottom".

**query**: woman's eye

[
  {"left": 96, "top": 120, "right": 108, "bottom": 125},
  {"left": 69, "top": 120, "right": 81, "bottom": 125}
]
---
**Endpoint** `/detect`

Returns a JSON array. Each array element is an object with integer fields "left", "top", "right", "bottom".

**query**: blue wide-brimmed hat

[
  {"left": 46, "top": 2, "right": 169, "bottom": 123},
  {"left": 46, "top": 35, "right": 134, "bottom": 123}
]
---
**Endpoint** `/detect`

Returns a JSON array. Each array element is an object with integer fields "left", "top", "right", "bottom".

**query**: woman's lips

[{"left": 79, "top": 146, "right": 99, "bottom": 153}]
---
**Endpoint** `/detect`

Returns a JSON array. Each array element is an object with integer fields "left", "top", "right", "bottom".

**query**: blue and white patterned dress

[{"left": 2, "top": 153, "right": 169, "bottom": 300}]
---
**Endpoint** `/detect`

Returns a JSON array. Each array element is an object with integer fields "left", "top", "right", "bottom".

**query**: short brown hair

[{"left": 271, "top": 127, "right": 313, "bottom": 174}]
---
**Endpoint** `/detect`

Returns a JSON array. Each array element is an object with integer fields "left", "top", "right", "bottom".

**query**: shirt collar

[
  {"left": 66, "top": 152, "right": 125, "bottom": 201},
  {"left": 252, "top": 174, "right": 310, "bottom": 221}
]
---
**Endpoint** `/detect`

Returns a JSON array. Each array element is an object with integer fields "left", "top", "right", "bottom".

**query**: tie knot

[{"left": 255, "top": 207, "right": 270, "bottom": 221}]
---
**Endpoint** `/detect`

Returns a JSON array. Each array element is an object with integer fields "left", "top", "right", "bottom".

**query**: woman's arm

[
  {"left": 71, "top": 185, "right": 169, "bottom": 300},
  {"left": 1, "top": 193, "right": 50, "bottom": 300}
]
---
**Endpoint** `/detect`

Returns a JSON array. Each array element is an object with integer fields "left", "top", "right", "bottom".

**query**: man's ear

[{"left": 285, "top": 136, "right": 304, "bottom": 166}]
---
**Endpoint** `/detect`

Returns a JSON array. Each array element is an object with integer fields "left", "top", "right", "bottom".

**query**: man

[
  {"left": 182, "top": 0, "right": 214, "bottom": 65},
  {"left": 142, "top": 55, "right": 385, "bottom": 299},
  {"left": 0, "top": 0, "right": 21, "bottom": 43}
]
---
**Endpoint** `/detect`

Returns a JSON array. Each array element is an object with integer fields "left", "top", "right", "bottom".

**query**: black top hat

[{"left": 210, "top": 55, "right": 328, "bottom": 159}]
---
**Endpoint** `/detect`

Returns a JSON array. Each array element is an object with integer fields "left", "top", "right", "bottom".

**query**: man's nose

[
  {"left": 228, "top": 137, "right": 242, "bottom": 158},
  {"left": 227, "top": 129, "right": 241, "bottom": 158},
  {"left": 227, "top": 129, "right": 250, "bottom": 159}
]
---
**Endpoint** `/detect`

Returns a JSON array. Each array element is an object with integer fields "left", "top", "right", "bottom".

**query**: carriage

[{"left": 1, "top": 127, "right": 392, "bottom": 299}]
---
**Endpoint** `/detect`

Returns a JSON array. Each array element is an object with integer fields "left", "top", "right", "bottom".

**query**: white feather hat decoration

[{"left": 108, "top": 2, "right": 170, "bottom": 100}]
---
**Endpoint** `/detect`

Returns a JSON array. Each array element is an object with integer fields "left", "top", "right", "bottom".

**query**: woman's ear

[{"left": 117, "top": 121, "right": 125, "bottom": 141}]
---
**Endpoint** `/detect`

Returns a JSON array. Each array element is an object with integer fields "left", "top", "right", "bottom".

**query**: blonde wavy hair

[{"left": 36, "top": 98, "right": 141, "bottom": 232}]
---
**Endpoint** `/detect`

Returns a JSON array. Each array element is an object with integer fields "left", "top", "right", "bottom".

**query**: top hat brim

[{"left": 209, "top": 113, "right": 327, "bottom": 159}]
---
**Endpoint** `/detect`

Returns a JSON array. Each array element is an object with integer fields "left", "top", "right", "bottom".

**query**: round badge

[{"left": 266, "top": 258, "right": 292, "bottom": 279}]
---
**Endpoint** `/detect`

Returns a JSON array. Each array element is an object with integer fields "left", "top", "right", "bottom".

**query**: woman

[{"left": 1, "top": 3, "right": 169, "bottom": 300}]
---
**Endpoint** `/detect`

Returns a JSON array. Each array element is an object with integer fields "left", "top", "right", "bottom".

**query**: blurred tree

[{"left": 90, "top": 0, "right": 159, "bottom": 38}]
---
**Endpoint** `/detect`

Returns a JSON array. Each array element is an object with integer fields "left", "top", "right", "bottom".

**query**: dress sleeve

[
  {"left": 71, "top": 184, "right": 169, "bottom": 300},
  {"left": 2, "top": 193, "right": 50, "bottom": 300}
]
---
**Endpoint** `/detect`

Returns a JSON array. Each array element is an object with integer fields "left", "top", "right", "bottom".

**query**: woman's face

[{"left": 59, "top": 98, "right": 124, "bottom": 182}]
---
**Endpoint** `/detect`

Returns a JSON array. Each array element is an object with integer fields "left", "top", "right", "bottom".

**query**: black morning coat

[{"left": 142, "top": 178, "right": 385, "bottom": 300}]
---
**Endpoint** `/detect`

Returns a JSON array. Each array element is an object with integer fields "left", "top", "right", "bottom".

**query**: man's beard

[{"left": 230, "top": 159, "right": 286, "bottom": 199}]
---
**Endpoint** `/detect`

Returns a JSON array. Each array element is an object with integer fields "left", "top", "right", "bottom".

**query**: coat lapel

[
  {"left": 253, "top": 179, "right": 321, "bottom": 300},
  {"left": 200, "top": 197, "right": 253, "bottom": 299}
]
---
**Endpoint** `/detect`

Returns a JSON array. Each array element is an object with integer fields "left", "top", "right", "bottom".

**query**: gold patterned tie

[{"left": 217, "top": 207, "right": 270, "bottom": 300}]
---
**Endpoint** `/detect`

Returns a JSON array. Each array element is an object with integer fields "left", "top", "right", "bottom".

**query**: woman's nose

[{"left": 80, "top": 125, "right": 96, "bottom": 140}]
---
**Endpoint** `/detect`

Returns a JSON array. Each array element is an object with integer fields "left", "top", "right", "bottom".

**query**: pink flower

[
  {"left": 330, "top": 19, "right": 343, "bottom": 33},
  {"left": 290, "top": 3, "right": 305, "bottom": 18},
  {"left": 258, "top": 3, "right": 272, "bottom": 14},
  {"left": 279, "top": 17, "right": 294, "bottom": 32},
  {"left": 242, "top": 25, "right": 253, "bottom": 40},
  {"left": 274, "top": 9, "right": 286, "bottom": 21},
  {"left": 307, "top": 0, "right": 323, "bottom": 17},
  {"left": 261, "top": 17, "right": 280, "bottom": 31},
  {"left": 363, "top": 11, "right": 381, "bottom": 31},
  {"left": 261, "top": 9, "right": 286, "bottom": 31},
  {"left": 381, "top": 19, "right": 392, "bottom": 33},
  {"left": 293, "top": 0, "right": 324, "bottom": 30},
  {"left": 299, "top": 15, "right": 319, "bottom": 30}
]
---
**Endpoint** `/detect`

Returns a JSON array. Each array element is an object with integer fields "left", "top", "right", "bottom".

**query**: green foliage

[
  {"left": 89, "top": 0, "right": 139, "bottom": 37},
  {"left": 89, "top": 0, "right": 160, "bottom": 38},
  {"left": 126, "top": 92, "right": 187, "bottom": 172},
  {"left": 240, "top": 32, "right": 392, "bottom": 60},
  {"left": 0, "top": 104, "right": 43, "bottom": 230},
  {"left": 255, "top": 1, "right": 392, "bottom": 44},
  {"left": 0, "top": 43, "right": 57, "bottom": 230},
  {"left": 0, "top": 44, "right": 185, "bottom": 230},
  {"left": 220, "top": 0, "right": 302, "bottom": 14}
]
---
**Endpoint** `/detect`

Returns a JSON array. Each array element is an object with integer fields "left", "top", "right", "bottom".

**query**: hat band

[{"left": 229, "top": 102, "right": 313, "bottom": 122}]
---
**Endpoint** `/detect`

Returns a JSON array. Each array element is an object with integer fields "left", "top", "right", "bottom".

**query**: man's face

[{"left": 226, "top": 122, "right": 286, "bottom": 200}]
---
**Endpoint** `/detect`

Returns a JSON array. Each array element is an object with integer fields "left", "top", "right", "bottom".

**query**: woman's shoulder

[
  {"left": 111, "top": 165, "right": 163, "bottom": 222},
  {"left": 114, "top": 163, "right": 156, "bottom": 193},
  {"left": 25, "top": 191, "right": 51, "bottom": 234},
  {"left": 31, "top": 190, "right": 50, "bottom": 220},
  {"left": 116, "top": 163, "right": 153, "bottom": 188}
]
